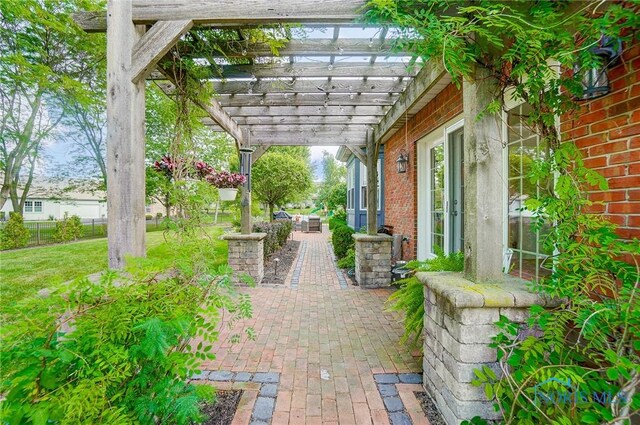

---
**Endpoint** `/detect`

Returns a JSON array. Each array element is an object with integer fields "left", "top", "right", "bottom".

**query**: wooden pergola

[{"left": 75, "top": 1, "right": 504, "bottom": 284}]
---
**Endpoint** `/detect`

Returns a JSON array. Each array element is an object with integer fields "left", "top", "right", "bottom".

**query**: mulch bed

[
  {"left": 199, "top": 390, "right": 243, "bottom": 425},
  {"left": 262, "top": 239, "right": 300, "bottom": 284},
  {"left": 415, "top": 391, "right": 446, "bottom": 425}
]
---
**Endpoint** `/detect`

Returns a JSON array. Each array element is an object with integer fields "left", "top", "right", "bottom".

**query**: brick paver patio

[{"left": 201, "top": 229, "right": 423, "bottom": 424}]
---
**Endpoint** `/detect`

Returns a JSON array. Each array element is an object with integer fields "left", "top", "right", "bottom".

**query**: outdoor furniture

[{"left": 302, "top": 216, "right": 322, "bottom": 233}]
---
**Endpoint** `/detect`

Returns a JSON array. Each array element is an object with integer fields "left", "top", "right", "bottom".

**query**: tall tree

[
  {"left": 0, "top": 0, "right": 103, "bottom": 212},
  {"left": 317, "top": 151, "right": 346, "bottom": 211},
  {"left": 252, "top": 152, "right": 313, "bottom": 220}
]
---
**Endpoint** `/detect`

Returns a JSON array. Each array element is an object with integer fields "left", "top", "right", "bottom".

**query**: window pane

[
  {"left": 25, "top": 201, "right": 32, "bottom": 213},
  {"left": 34, "top": 201, "right": 43, "bottom": 213},
  {"left": 508, "top": 142, "right": 522, "bottom": 178}
]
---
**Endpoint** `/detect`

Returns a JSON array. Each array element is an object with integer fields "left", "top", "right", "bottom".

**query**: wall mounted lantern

[
  {"left": 239, "top": 147, "right": 253, "bottom": 191},
  {"left": 396, "top": 150, "right": 409, "bottom": 174},
  {"left": 576, "top": 35, "right": 623, "bottom": 101}
]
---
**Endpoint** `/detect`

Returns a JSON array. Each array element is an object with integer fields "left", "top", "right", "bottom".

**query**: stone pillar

[
  {"left": 463, "top": 63, "right": 504, "bottom": 283},
  {"left": 223, "top": 233, "right": 267, "bottom": 284},
  {"left": 353, "top": 234, "right": 392, "bottom": 288},
  {"left": 417, "top": 272, "right": 561, "bottom": 424}
]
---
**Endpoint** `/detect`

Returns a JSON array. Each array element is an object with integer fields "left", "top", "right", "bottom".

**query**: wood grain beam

[
  {"left": 346, "top": 145, "right": 367, "bottom": 164},
  {"left": 213, "top": 93, "right": 399, "bottom": 107},
  {"left": 207, "top": 78, "right": 407, "bottom": 95},
  {"left": 131, "top": 20, "right": 193, "bottom": 83},
  {"left": 202, "top": 115, "right": 380, "bottom": 126},
  {"left": 251, "top": 145, "right": 270, "bottom": 164},
  {"left": 74, "top": 1, "right": 369, "bottom": 31},
  {"left": 249, "top": 131, "right": 367, "bottom": 146},
  {"left": 222, "top": 105, "right": 388, "bottom": 117}
]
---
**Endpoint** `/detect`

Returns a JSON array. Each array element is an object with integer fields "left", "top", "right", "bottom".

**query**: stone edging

[
  {"left": 374, "top": 373, "right": 425, "bottom": 425},
  {"left": 326, "top": 242, "right": 348, "bottom": 289},
  {"left": 290, "top": 241, "right": 307, "bottom": 289},
  {"left": 191, "top": 370, "right": 280, "bottom": 424}
]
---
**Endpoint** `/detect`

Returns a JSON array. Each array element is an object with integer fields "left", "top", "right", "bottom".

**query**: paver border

[
  {"left": 191, "top": 370, "right": 281, "bottom": 424},
  {"left": 326, "top": 242, "right": 349, "bottom": 289},
  {"left": 290, "top": 240, "right": 307, "bottom": 288},
  {"left": 374, "top": 373, "right": 429, "bottom": 425}
]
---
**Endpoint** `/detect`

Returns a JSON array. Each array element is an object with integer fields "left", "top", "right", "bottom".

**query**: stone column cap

[
  {"left": 416, "top": 271, "right": 563, "bottom": 308},
  {"left": 222, "top": 232, "right": 267, "bottom": 241},
  {"left": 352, "top": 233, "right": 393, "bottom": 242}
]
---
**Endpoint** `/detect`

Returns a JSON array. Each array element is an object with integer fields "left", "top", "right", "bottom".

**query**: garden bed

[
  {"left": 199, "top": 389, "right": 243, "bottom": 425},
  {"left": 262, "top": 240, "right": 300, "bottom": 284},
  {"left": 415, "top": 391, "right": 445, "bottom": 425}
]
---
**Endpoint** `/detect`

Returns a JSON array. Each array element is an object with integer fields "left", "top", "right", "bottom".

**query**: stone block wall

[
  {"left": 353, "top": 234, "right": 393, "bottom": 288},
  {"left": 417, "top": 272, "right": 561, "bottom": 424},
  {"left": 223, "top": 233, "right": 267, "bottom": 284}
]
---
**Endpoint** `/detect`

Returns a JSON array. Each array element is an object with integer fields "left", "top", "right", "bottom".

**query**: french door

[{"left": 421, "top": 121, "right": 464, "bottom": 258}]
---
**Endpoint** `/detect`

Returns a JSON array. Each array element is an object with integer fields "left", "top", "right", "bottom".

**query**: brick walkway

[{"left": 201, "top": 229, "right": 423, "bottom": 425}]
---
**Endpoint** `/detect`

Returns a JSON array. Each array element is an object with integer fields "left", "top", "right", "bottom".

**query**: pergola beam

[
  {"left": 346, "top": 145, "right": 367, "bottom": 164},
  {"left": 75, "top": 0, "right": 369, "bottom": 31},
  {"left": 202, "top": 115, "right": 380, "bottom": 126},
  {"left": 251, "top": 145, "right": 271, "bottom": 164},
  {"left": 221, "top": 105, "right": 388, "bottom": 117},
  {"left": 249, "top": 132, "right": 367, "bottom": 146},
  {"left": 205, "top": 78, "right": 407, "bottom": 95},
  {"left": 212, "top": 93, "right": 399, "bottom": 107}
]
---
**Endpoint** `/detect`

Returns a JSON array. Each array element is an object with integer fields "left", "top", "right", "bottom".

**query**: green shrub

[
  {"left": 0, "top": 213, "right": 31, "bottom": 250},
  {"left": 386, "top": 249, "right": 464, "bottom": 345},
  {"left": 0, "top": 257, "right": 252, "bottom": 424},
  {"left": 331, "top": 224, "right": 355, "bottom": 259},
  {"left": 145, "top": 214, "right": 153, "bottom": 220},
  {"left": 337, "top": 248, "right": 355, "bottom": 269},
  {"left": 53, "top": 215, "right": 83, "bottom": 243},
  {"left": 332, "top": 207, "right": 346, "bottom": 222},
  {"left": 252, "top": 219, "right": 292, "bottom": 259},
  {"left": 328, "top": 217, "right": 347, "bottom": 231}
]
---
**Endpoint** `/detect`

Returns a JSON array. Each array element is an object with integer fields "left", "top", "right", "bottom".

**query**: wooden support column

[
  {"left": 463, "top": 63, "right": 504, "bottom": 283},
  {"left": 366, "top": 129, "right": 379, "bottom": 235},
  {"left": 106, "top": 0, "right": 146, "bottom": 269}
]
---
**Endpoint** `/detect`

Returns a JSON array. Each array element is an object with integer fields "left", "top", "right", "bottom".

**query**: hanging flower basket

[{"left": 218, "top": 187, "right": 238, "bottom": 201}]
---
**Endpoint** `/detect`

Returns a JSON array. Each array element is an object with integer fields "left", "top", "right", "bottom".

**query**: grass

[{"left": 0, "top": 227, "right": 228, "bottom": 324}]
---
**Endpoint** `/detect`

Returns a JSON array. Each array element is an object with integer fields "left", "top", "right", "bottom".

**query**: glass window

[
  {"left": 24, "top": 201, "right": 33, "bottom": 213},
  {"left": 430, "top": 144, "right": 445, "bottom": 254},
  {"left": 506, "top": 104, "right": 552, "bottom": 281},
  {"left": 360, "top": 162, "right": 367, "bottom": 209},
  {"left": 34, "top": 201, "right": 43, "bottom": 213},
  {"left": 347, "top": 164, "right": 355, "bottom": 210}
]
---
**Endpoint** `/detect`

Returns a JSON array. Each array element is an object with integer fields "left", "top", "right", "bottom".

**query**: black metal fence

[{"left": 2, "top": 218, "right": 164, "bottom": 248}]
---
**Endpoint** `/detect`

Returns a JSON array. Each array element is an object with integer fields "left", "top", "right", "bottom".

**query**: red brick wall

[
  {"left": 384, "top": 83, "right": 463, "bottom": 260},
  {"left": 562, "top": 39, "right": 640, "bottom": 240}
]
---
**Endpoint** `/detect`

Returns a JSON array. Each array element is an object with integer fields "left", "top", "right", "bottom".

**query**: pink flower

[{"left": 205, "top": 170, "right": 246, "bottom": 189}]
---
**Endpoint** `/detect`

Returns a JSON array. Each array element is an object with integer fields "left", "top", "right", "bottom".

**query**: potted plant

[{"left": 206, "top": 170, "right": 246, "bottom": 201}]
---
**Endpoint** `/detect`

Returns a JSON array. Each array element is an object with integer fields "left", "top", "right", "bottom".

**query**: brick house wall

[
  {"left": 562, "top": 39, "right": 640, "bottom": 240},
  {"left": 383, "top": 83, "right": 463, "bottom": 260}
]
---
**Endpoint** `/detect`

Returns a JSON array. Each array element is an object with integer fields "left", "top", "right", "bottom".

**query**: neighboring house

[
  {"left": 1, "top": 186, "right": 108, "bottom": 221},
  {"left": 373, "top": 39, "right": 638, "bottom": 281},
  {"left": 1, "top": 182, "right": 166, "bottom": 221},
  {"left": 336, "top": 147, "right": 384, "bottom": 231}
]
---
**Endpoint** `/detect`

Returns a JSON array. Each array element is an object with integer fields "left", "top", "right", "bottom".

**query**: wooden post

[
  {"left": 106, "top": 0, "right": 146, "bottom": 268},
  {"left": 366, "top": 129, "right": 378, "bottom": 235},
  {"left": 463, "top": 63, "right": 504, "bottom": 283}
]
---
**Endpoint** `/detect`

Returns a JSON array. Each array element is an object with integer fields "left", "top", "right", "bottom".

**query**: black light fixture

[
  {"left": 239, "top": 147, "right": 253, "bottom": 191},
  {"left": 576, "top": 35, "right": 623, "bottom": 101},
  {"left": 396, "top": 149, "right": 409, "bottom": 174}
]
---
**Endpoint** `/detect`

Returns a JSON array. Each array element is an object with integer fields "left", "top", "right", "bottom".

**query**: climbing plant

[{"left": 367, "top": 1, "right": 640, "bottom": 423}]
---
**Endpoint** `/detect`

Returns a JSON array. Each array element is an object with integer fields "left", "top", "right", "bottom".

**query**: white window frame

[
  {"left": 417, "top": 117, "right": 464, "bottom": 260},
  {"left": 359, "top": 162, "right": 368, "bottom": 210},
  {"left": 347, "top": 163, "right": 355, "bottom": 211},
  {"left": 24, "top": 200, "right": 33, "bottom": 213},
  {"left": 34, "top": 201, "right": 43, "bottom": 213},
  {"left": 502, "top": 96, "right": 556, "bottom": 280}
]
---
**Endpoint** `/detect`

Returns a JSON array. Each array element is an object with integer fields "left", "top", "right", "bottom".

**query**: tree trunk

[{"left": 269, "top": 204, "right": 274, "bottom": 222}]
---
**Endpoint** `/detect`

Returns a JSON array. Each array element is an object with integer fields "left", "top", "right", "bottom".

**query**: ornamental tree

[{"left": 251, "top": 152, "right": 313, "bottom": 221}]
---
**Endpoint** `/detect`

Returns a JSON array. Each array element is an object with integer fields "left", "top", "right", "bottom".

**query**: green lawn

[{"left": 0, "top": 227, "right": 228, "bottom": 324}]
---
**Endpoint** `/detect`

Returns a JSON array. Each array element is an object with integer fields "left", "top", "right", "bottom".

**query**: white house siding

[{"left": 1, "top": 198, "right": 107, "bottom": 221}]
